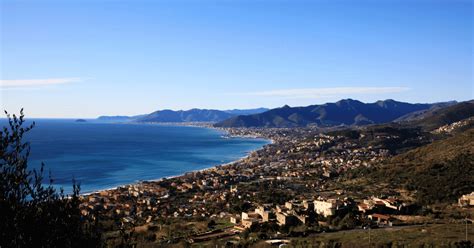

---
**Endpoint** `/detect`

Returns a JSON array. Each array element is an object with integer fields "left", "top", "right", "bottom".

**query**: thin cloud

[
  {"left": 243, "top": 87, "right": 410, "bottom": 99},
  {"left": 0, "top": 77, "right": 82, "bottom": 88}
]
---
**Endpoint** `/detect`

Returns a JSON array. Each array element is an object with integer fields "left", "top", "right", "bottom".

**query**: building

[
  {"left": 459, "top": 192, "right": 474, "bottom": 207},
  {"left": 241, "top": 218, "right": 258, "bottom": 229},
  {"left": 285, "top": 200, "right": 302, "bottom": 210},
  {"left": 302, "top": 200, "right": 314, "bottom": 210},
  {"left": 314, "top": 199, "right": 340, "bottom": 217},
  {"left": 294, "top": 211, "right": 310, "bottom": 225},
  {"left": 276, "top": 212, "right": 298, "bottom": 226},
  {"left": 230, "top": 215, "right": 240, "bottom": 224},
  {"left": 255, "top": 205, "right": 272, "bottom": 222},
  {"left": 241, "top": 211, "right": 261, "bottom": 229},
  {"left": 368, "top": 213, "right": 393, "bottom": 226},
  {"left": 241, "top": 211, "right": 260, "bottom": 221}
]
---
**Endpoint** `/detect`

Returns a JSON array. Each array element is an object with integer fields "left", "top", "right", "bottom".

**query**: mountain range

[
  {"left": 97, "top": 108, "right": 269, "bottom": 123},
  {"left": 97, "top": 99, "right": 470, "bottom": 128},
  {"left": 214, "top": 99, "right": 457, "bottom": 128}
]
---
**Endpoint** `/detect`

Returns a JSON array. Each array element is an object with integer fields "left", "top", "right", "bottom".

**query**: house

[
  {"left": 241, "top": 218, "right": 258, "bottom": 229},
  {"left": 302, "top": 200, "right": 314, "bottom": 210},
  {"left": 373, "top": 197, "right": 400, "bottom": 211},
  {"left": 368, "top": 213, "right": 393, "bottom": 226},
  {"left": 357, "top": 203, "right": 371, "bottom": 213},
  {"left": 285, "top": 200, "right": 302, "bottom": 210},
  {"left": 241, "top": 211, "right": 261, "bottom": 229},
  {"left": 230, "top": 215, "right": 241, "bottom": 224},
  {"left": 255, "top": 205, "right": 272, "bottom": 222},
  {"left": 314, "top": 199, "right": 340, "bottom": 217},
  {"left": 294, "top": 211, "right": 310, "bottom": 225},
  {"left": 459, "top": 192, "right": 474, "bottom": 207},
  {"left": 242, "top": 211, "right": 260, "bottom": 220},
  {"left": 276, "top": 212, "right": 298, "bottom": 226}
]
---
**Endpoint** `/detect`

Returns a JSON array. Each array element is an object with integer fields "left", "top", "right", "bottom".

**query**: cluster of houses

[
  {"left": 80, "top": 182, "right": 169, "bottom": 224},
  {"left": 432, "top": 117, "right": 474, "bottom": 134},
  {"left": 231, "top": 195, "right": 408, "bottom": 230},
  {"left": 78, "top": 126, "right": 446, "bottom": 242}
]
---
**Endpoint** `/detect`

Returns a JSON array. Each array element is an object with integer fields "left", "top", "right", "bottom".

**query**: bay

[{"left": 1, "top": 119, "right": 269, "bottom": 194}]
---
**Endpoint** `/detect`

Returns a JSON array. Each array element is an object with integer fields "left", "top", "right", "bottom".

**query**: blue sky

[{"left": 1, "top": 0, "right": 472, "bottom": 118}]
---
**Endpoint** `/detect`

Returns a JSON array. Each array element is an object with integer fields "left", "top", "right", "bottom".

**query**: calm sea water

[{"left": 1, "top": 119, "right": 269, "bottom": 194}]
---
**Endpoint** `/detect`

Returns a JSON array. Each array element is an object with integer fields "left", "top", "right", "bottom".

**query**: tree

[
  {"left": 0, "top": 110, "right": 101, "bottom": 247},
  {"left": 207, "top": 219, "right": 216, "bottom": 229}
]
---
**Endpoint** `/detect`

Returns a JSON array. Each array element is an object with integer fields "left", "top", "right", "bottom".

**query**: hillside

[
  {"left": 402, "top": 100, "right": 474, "bottom": 131},
  {"left": 215, "top": 99, "right": 437, "bottom": 128},
  {"left": 394, "top": 101, "right": 457, "bottom": 122},
  {"left": 345, "top": 126, "right": 474, "bottom": 205}
]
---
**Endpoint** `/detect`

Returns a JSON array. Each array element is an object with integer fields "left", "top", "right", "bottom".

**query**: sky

[{"left": 1, "top": 0, "right": 472, "bottom": 118}]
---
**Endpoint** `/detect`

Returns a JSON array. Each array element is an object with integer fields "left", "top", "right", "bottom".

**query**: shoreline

[{"left": 81, "top": 123, "right": 273, "bottom": 196}]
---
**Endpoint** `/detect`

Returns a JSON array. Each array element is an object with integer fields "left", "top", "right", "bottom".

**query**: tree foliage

[{"left": 0, "top": 110, "right": 101, "bottom": 247}]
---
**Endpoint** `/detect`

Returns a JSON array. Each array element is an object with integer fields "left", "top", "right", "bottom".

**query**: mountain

[
  {"left": 97, "top": 116, "right": 136, "bottom": 122},
  {"left": 97, "top": 108, "right": 268, "bottom": 123},
  {"left": 215, "top": 99, "right": 440, "bottom": 128},
  {"left": 135, "top": 109, "right": 235, "bottom": 123},
  {"left": 96, "top": 115, "right": 145, "bottom": 123},
  {"left": 399, "top": 100, "right": 474, "bottom": 131},
  {"left": 224, "top": 108, "right": 269, "bottom": 115},
  {"left": 394, "top": 101, "right": 457, "bottom": 122}
]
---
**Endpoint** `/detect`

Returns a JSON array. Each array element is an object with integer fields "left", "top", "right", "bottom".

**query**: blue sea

[{"left": 1, "top": 119, "right": 269, "bottom": 194}]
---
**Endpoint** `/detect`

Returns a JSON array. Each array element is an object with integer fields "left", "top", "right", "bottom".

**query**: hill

[
  {"left": 215, "top": 99, "right": 438, "bottom": 128},
  {"left": 394, "top": 101, "right": 457, "bottom": 122},
  {"left": 345, "top": 125, "right": 474, "bottom": 205},
  {"left": 401, "top": 100, "right": 474, "bottom": 131}
]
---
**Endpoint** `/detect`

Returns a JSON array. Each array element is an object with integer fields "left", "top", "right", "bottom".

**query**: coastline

[{"left": 81, "top": 122, "right": 273, "bottom": 196}]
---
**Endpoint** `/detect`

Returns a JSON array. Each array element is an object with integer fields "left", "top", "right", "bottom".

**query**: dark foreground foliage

[{"left": 0, "top": 110, "right": 102, "bottom": 248}]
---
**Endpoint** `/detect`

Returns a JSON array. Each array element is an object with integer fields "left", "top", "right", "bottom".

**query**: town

[{"left": 79, "top": 125, "right": 474, "bottom": 246}]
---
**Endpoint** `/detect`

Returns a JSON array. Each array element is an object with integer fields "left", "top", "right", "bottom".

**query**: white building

[
  {"left": 314, "top": 199, "right": 340, "bottom": 217},
  {"left": 459, "top": 192, "right": 474, "bottom": 207}
]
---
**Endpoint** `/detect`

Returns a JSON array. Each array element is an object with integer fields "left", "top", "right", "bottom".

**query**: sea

[{"left": 1, "top": 119, "right": 269, "bottom": 194}]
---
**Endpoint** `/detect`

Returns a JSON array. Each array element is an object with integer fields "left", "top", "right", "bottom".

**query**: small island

[{"left": 75, "top": 119, "right": 87, "bottom": 122}]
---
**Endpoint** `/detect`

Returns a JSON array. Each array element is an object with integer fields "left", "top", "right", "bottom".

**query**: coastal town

[
  {"left": 3, "top": 0, "right": 473, "bottom": 246},
  {"left": 79, "top": 125, "right": 474, "bottom": 246}
]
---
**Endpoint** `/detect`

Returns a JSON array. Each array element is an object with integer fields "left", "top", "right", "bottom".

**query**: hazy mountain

[
  {"left": 136, "top": 109, "right": 234, "bottom": 123},
  {"left": 97, "top": 108, "right": 268, "bottom": 123},
  {"left": 96, "top": 115, "right": 144, "bottom": 123},
  {"left": 224, "top": 108, "right": 269, "bottom": 115},
  {"left": 215, "top": 99, "right": 445, "bottom": 128}
]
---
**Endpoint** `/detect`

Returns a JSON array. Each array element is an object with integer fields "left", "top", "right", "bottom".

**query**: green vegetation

[
  {"left": 344, "top": 127, "right": 474, "bottom": 205},
  {"left": 288, "top": 224, "right": 473, "bottom": 247},
  {"left": 0, "top": 110, "right": 101, "bottom": 248}
]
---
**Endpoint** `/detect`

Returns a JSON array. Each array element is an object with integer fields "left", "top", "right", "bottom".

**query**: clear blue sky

[{"left": 1, "top": 0, "right": 472, "bottom": 118}]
